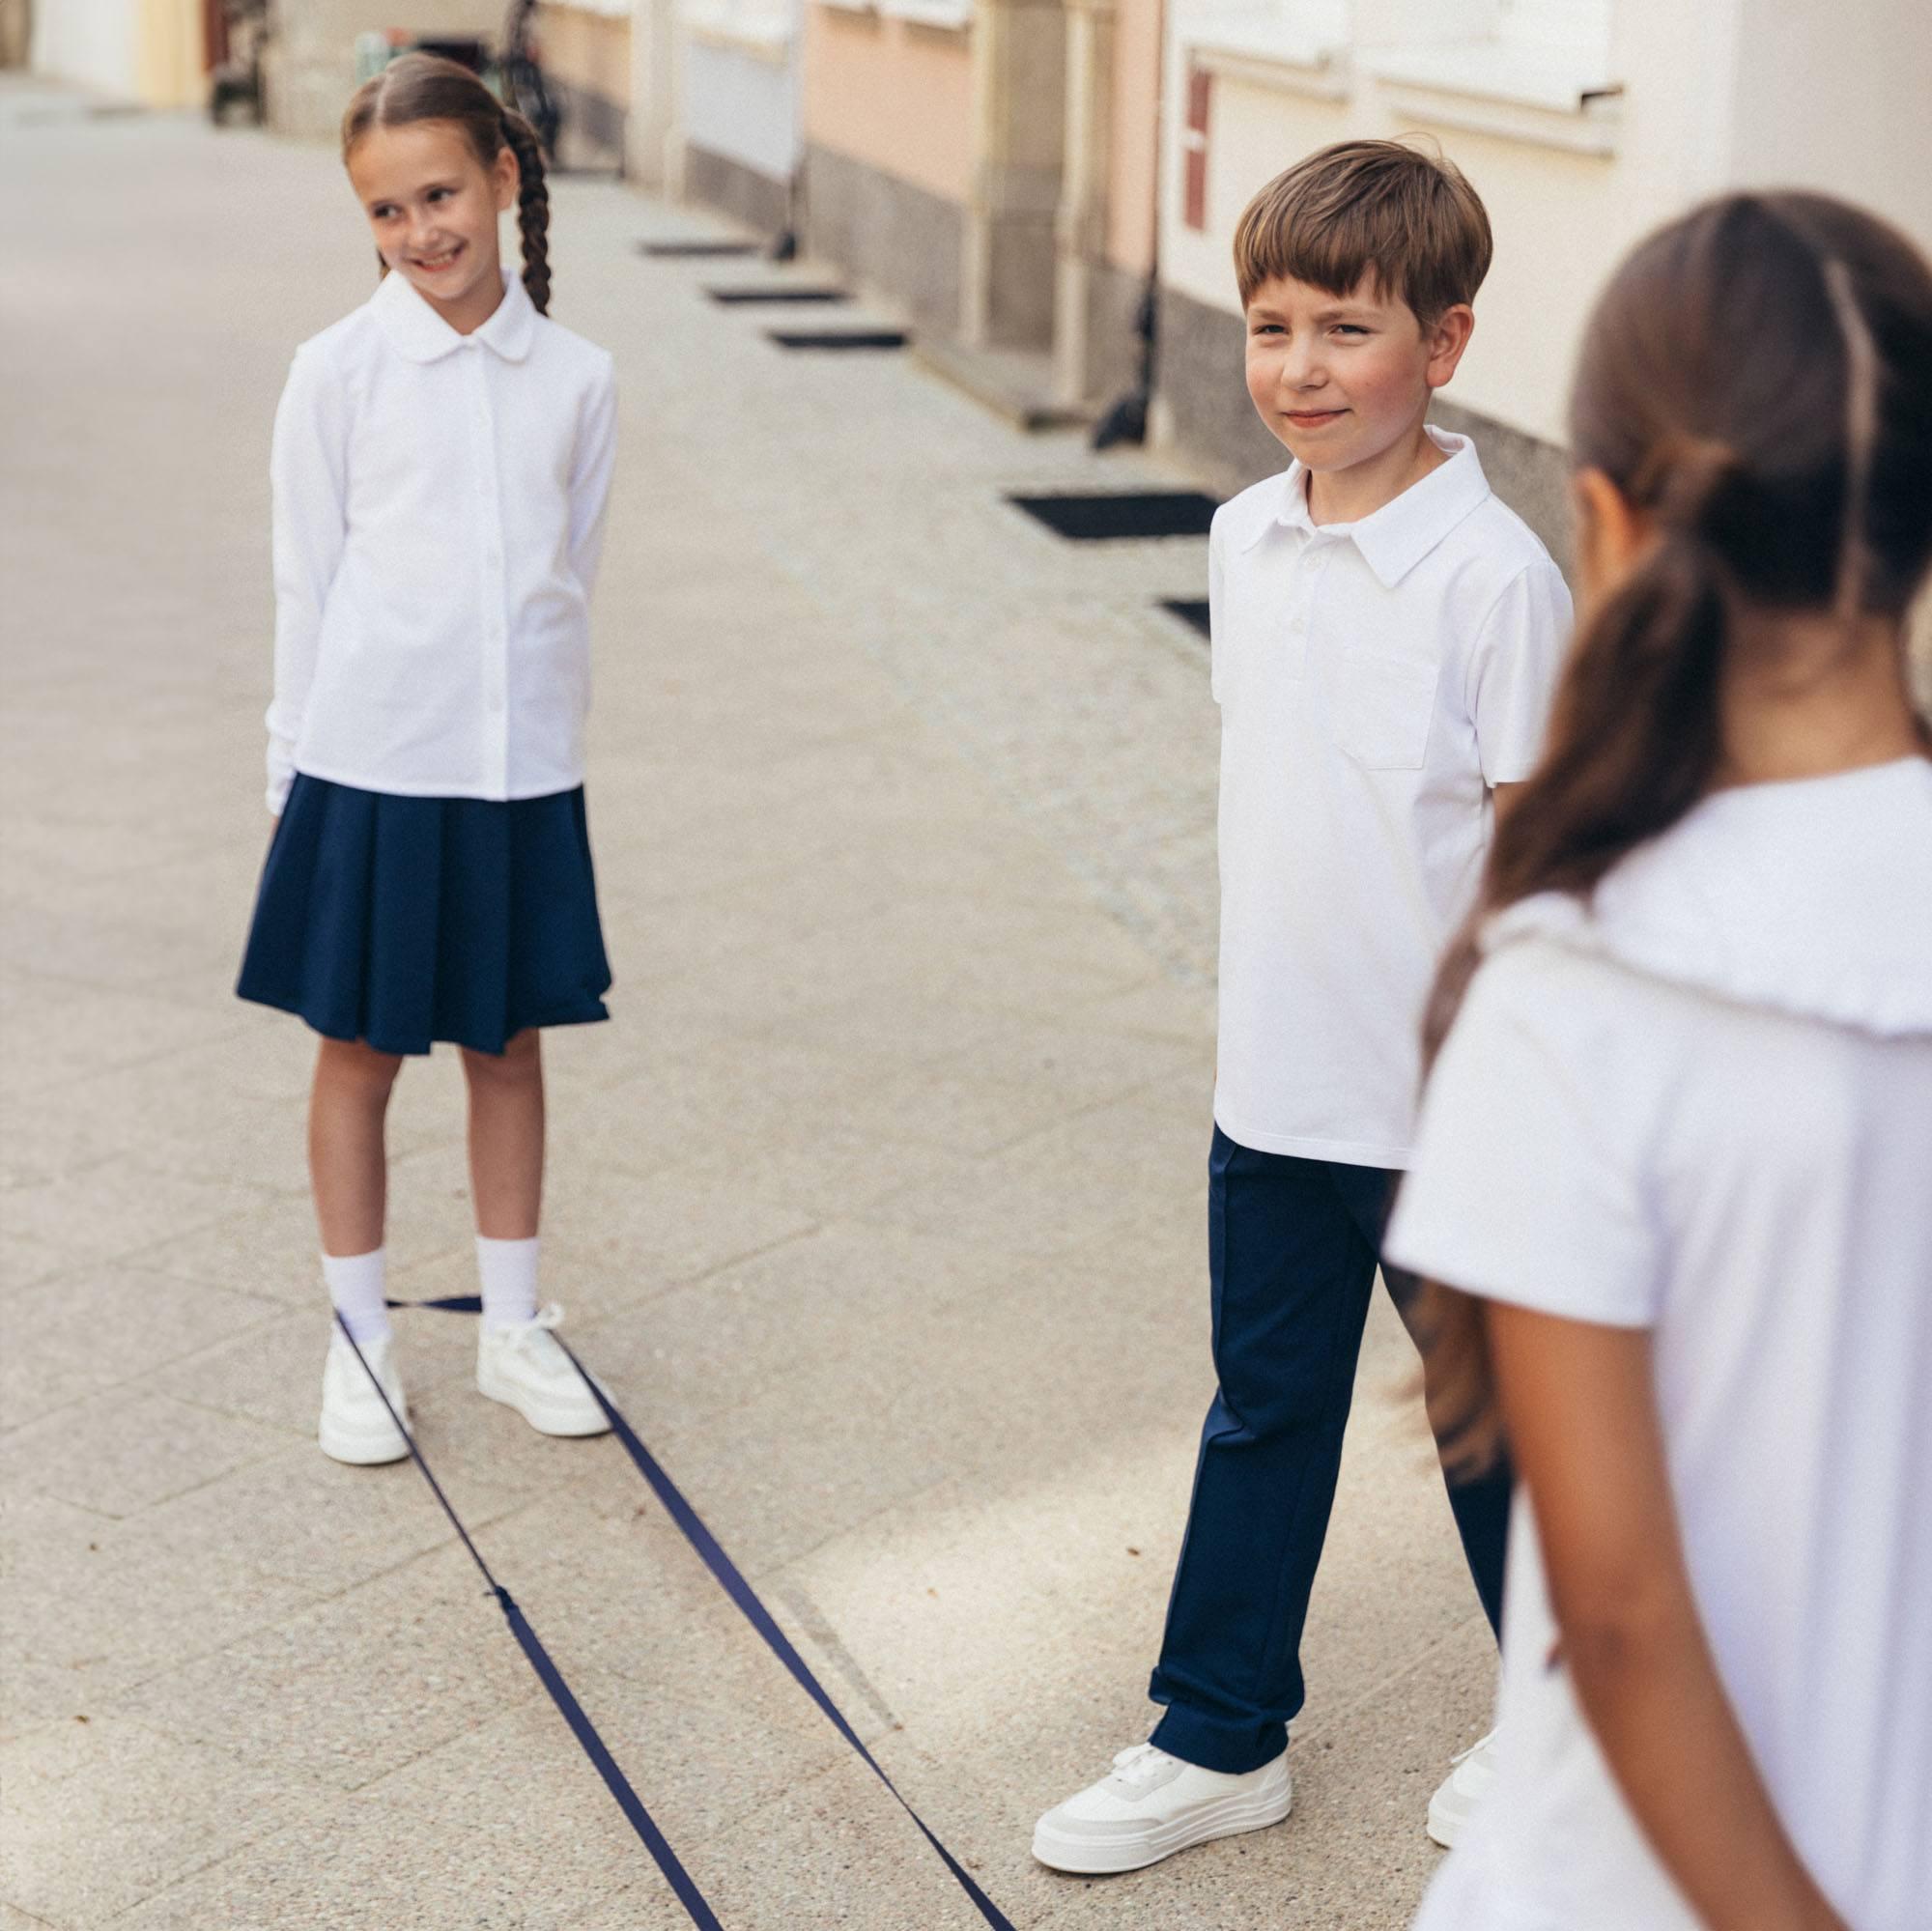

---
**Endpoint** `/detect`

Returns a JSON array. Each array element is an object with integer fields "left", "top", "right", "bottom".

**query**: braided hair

[
  {"left": 341, "top": 52, "right": 553, "bottom": 316},
  {"left": 498, "top": 107, "right": 551, "bottom": 316},
  {"left": 1415, "top": 191, "right": 1932, "bottom": 1476}
]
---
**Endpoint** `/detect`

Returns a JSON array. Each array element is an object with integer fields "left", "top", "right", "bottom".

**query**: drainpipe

[{"left": 1092, "top": 0, "right": 1164, "bottom": 448}]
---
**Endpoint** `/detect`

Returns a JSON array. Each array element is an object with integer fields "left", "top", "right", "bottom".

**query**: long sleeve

[
  {"left": 266, "top": 342, "right": 350, "bottom": 814},
  {"left": 565, "top": 355, "right": 618, "bottom": 601}
]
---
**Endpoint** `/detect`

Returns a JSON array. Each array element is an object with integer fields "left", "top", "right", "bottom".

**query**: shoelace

[
  {"left": 497, "top": 1303, "right": 571, "bottom": 1368},
  {"left": 1109, "top": 1742, "right": 1174, "bottom": 1787},
  {"left": 1448, "top": 1728, "right": 1497, "bottom": 1769}
]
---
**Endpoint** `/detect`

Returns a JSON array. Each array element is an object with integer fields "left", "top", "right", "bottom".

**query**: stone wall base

[{"left": 686, "top": 141, "right": 792, "bottom": 239}]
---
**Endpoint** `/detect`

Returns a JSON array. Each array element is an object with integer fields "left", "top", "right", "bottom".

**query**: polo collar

[
  {"left": 1237, "top": 428, "right": 1492, "bottom": 587},
  {"left": 372, "top": 267, "right": 537, "bottom": 364}
]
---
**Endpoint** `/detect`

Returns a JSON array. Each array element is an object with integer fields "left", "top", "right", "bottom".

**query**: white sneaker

[
  {"left": 1032, "top": 1742, "right": 1292, "bottom": 1874},
  {"left": 1427, "top": 1728, "right": 1499, "bottom": 1848},
  {"left": 476, "top": 1304, "right": 611, "bottom": 1437},
  {"left": 319, "top": 1328, "right": 412, "bottom": 1465}
]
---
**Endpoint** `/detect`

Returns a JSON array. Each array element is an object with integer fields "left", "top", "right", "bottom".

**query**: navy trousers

[{"left": 1147, "top": 1126, "right": 1511, "bottom": 1775}]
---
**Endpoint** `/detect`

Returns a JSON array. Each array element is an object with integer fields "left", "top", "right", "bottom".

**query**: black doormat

[
  {"left": 1009, "top": 492, "right": 1219, "bottom": 540},
  {"left": 1161, "top": 599, "right": 1211, "bottom": 639},
  {"left": 767, "top": 329, "right": 909, "bottom": 351},
  {"left": 707, "top": 287, "right": 849, "bottom": 305},
  {"left": 637, "top": 240, "right": 761, "bottom": 258}
]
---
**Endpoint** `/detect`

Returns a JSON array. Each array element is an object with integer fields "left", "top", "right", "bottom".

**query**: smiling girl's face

[{"left": 347, "top": 120, "right": 518, "bottom": 329}]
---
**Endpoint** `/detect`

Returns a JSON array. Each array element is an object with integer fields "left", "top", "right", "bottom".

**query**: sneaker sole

[
  {"left": 1032, "top": 1775, "right": 1293, "bottom": 1875},
  {"left": 318, "top": 1413, "right": 412, "bottom": 1465},
  {"left": 476, "top": 1359, "right": 611, "bottom": 1437}
]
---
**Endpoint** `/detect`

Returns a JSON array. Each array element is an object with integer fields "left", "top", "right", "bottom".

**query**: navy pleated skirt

[{"left": 237, "top": 775, "right": 612, "bottom": 1057}]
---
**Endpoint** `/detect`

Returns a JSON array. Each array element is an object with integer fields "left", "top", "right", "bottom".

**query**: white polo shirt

[
  {"left": 265, "top": 268, "right": 618, "bottom": 813},
  {"left": 1388, "top": 757, "right": 1932, "bottom": 1931},
  {"left": 1210, "top": 430, "right": 1571, "bottom": 1168}
]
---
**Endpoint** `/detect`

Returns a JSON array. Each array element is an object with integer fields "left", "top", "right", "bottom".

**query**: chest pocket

[{"left": 1318, "top": 636, "right": 1442, "bottom": 770}]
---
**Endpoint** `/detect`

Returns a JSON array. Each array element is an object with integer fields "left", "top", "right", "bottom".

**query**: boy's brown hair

[{"left": 1234, "top": 138, "right": 1492, "bottom": 322}]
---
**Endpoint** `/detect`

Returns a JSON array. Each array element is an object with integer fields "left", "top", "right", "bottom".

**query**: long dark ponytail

[
  {"left": 1417, "top": 192, "right": 1932, "bottom": 1475},
  {"left": 341, "top": 53, "right": 553, "bottom": 316}
]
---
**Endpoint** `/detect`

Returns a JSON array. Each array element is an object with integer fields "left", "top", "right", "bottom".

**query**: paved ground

[{"left": 0, "top": 81, "right": 1492, "bottom": 1931}]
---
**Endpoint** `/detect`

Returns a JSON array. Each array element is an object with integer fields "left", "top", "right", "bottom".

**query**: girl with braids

[
  {"left": 1387, "top": 191, "right": 1932, "bottom": 1931},
  {"left": 237, "top": 53, "right": 619, "bottom": 1462}
]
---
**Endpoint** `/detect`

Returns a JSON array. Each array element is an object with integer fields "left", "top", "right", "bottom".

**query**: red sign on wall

[{"left": 1183, "top": 67, "right": 1210, "bottom": 231}]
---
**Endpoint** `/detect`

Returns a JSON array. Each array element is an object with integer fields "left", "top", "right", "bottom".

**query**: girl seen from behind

[
  {"left": 237, "top": 55, "right": 619, "bottom": 1462},
  {"left": 1388, "top": 193, "right": 1932, "bottom": 1929}
]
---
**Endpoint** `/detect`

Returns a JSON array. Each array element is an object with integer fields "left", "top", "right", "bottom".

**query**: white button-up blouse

[{"left": 265, "top": 268, "right": 618, "bottom": 812}]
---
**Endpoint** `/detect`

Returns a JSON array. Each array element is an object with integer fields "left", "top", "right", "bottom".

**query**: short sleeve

[
  {"left": 1463, "top": 558, "right": 1572, "bottom": 784},
  {"left": 1385, "top": 941, "right": 1662, "bottom": 1326},
  {"left": 1207, "top": 515, "right": 1227, "bottom": 705}
]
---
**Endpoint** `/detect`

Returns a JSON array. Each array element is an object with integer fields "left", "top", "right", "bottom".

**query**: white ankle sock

[
  {"left": 323, "top": 1248, "right": 390, "bottom": 1342},
  {"left": 476, "top": 1235, "right": 540, "bottom": 1331}
]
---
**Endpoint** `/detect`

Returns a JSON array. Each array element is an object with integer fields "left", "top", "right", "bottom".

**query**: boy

[{"left": 1033, "top": 140, "right": 1571, "bottom": 1873}]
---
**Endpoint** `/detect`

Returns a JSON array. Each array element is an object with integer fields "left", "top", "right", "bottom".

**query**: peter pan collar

[
  {"left": 1484, "top": 757, "right": 1932, "bottom": 1038},
  {"left": 372, "top": 267, "right": 537, "bottom": 364},
  {"left": 1235, "top": 428, "right": 1492, "bottom": 587}
]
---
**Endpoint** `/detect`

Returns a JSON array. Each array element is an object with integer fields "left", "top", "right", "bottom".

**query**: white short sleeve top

[
  {"left": 1388, "top": 757, "right": 1932, "bottom": 1931},
  {"left": 265, "top": 269, "right": 618, "bottom": 812},
  {"left": 1209, "top": 431, "right": 1572, "bottom": 1169}
]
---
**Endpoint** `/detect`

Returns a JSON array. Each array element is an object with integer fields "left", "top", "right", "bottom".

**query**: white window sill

[
  {"left": 1188, "top": 31, "right": 1349, "bottom": 101},
  {"left": 1368, "top": 42, "right": 1621, "bottom": 154},
  {"left": 687, "top": 17, "right": 793, "bottom": 58},
  {"left": 879, "top": 0, "right": 972, "bottom": 29}
]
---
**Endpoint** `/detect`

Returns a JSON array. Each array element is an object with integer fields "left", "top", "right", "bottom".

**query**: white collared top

[
  {"left": 1209, "top": 429, "right": 1571, "bottom": 1169},
  {"left": 1390, "top": 758, "right": 1932, "bottom": 1931},
  {"left": 265, "top": 268, "right": 618, "bottom": 812}
]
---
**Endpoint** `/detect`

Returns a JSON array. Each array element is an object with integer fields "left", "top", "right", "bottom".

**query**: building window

[
  {"left": 1183, "top": 64, "right": 1211, "bottom": 231},
  {"left": 1367, "top": 0, "right": 1620, "bottom": 130}
]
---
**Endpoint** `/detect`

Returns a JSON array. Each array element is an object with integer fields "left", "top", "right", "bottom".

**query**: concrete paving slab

[
  {"left": 108, "top": 1788, "right": 688, "bottom": 1931},
  {"left": 107, "top": 1544, "right": 529, "bottom": 1792},
  {"left": 0, "top": 1715, "right": 332, "bottom": 1926},
  {"left": 0, "top": 1267, "right": 284, "bottom": 1433},
  {"left": 0, "top": 1162, "right": 276, "bottom": 1267},
  {"left": 2, "top": 1492, "right": 321, "bottom": 1732},
  {"left": 0, "top": 1386, "right": 293, "bottom": 1519}
]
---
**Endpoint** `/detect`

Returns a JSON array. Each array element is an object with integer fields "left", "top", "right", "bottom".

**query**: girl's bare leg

[
  {"left": 461, "top": 1029, "right": 544, "bottom": 1240},
  {"left": 308, "top": 1036, "right": 404, "bottom": 1255}
]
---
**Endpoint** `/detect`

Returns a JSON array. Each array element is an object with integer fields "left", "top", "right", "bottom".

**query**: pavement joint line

[
  {"left": 0, "top": 1899, "right": 66, "bottom": 1929},
  {"left": 766, "top": 1575, "right": 904, "bottom": 1738}
]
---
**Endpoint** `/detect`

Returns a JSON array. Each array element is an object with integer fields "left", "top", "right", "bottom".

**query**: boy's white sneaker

[
  {"left": 1032, "top": 1742, "right": 1292, "bottom": 1874},
  {"left": 319, "top": 1328, "right": 412, "bottom": 1465},
  {"left": 1427, "top": 1728, "right": 1499, "bottom": 1848},
  {"left": 476, "top": 1304, "right": 611, "bottom": 1437}
]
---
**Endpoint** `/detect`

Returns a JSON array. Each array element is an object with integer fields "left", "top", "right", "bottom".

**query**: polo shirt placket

[{"left": 466, "top": 341, "right": 512, "bottom": 798}]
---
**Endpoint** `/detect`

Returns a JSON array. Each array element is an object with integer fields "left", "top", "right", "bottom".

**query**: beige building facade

[
  {"left": 30, "top": 0, "right": 207, "bottom": 106},
  {"left": 535, "top": 0, "right": 633, "bottom": 167},
  {"left": 1153, "top": 0, "right": 1932, "bottom": 553},
  {"left": 789, "top": 0, "right": 1163, "bottom": 415}
]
